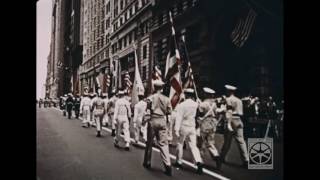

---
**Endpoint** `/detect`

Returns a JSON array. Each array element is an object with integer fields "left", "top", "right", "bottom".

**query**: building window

[
  {"left": 142, "top": 66, "right": 146, "bottom": 80},
  {"left": 119, "top": 39, "right": 122, "bottom": 50},
  {"left": 124, "top": 36, "right": 127, "bottom": 47},
  {"left": 129, "top": 32, "right": 132, "bottom": 44},
  {"left": 143, "top": 45, "right": 147, "bottom": 59},
  {"left": 135, "top": 2, "right": 139, "bottom": 12},
  {"left": 120, "top": 0, "right": 124, "bottom": 10},
  {"left": 129, "top": 7, "right": 133, "bottom": 17}
]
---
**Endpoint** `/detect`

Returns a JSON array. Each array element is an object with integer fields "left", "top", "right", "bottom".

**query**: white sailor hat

[
  {"left": 102, "top": 93, "right": 108, "bottom": 97},
  {"left": 203, "top": 87, "right": 215, "bottom": 94},
  {"left": 184, "top": 88, "right": 194, "bottom": 94},
  {"left": 64, "top": 94, "right": 67, "bottom": 97},
  {"left": 153, "top": 79, "right": 165, "bottom": 87},
  {"left": 68, "top": 93, "right": 73, "bottom": 96},
  {"left": 118, "top": 90, "right": 125, "bottom": 95},
  {"left": 225, "top": 84, "right": 237, "bottom": 90}
]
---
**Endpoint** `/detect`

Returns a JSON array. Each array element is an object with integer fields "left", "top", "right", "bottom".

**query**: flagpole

[
  {"left": 169, "top": 12, "right": 179, "bottom": 58},
  {"left": 181, "top": 35, "right": 199, "bottom": 100}
]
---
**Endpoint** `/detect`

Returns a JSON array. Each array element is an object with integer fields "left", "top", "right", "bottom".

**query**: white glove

[
  {"left": 227, "top": 122, "right": 234, "bottom": 132},
  {"left": 196, "top": 128, "right": 200, "bottom": 136},
  {"left": 175, "top": 130, "right": 180, "bottom": 137}
]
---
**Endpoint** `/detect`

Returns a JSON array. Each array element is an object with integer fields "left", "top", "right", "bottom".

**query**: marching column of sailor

[{"left": 46, "top": 80, "right": 283, "bottom": 176}]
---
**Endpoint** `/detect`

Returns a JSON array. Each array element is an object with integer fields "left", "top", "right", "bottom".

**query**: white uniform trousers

[
  {"left": 114, "top": 117, "right": 130, "bottom": 146},
  {"left": 176, "top": 125, "right": 203, "bottom": 164}
]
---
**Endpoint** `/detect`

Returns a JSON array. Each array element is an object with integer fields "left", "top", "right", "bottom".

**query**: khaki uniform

[
  {"left": 107, "top": 96, "right": 118, "bottom": 130},
  {"left": 92, "top": 97, "right": 105, "bottom": 132},
  {"left": 133, "top": 100, "right": 147, "bottom": 142},
  {"left": 220, "top": 94, "right": 249, "bottom": 163},
  {"left": 113, "top": 97, "right": 131, "bottom": 147},
  {"left": 198, "top": 98, "right": 219, "bottom": 158},
  {"left": 174, "top": 99, "right": 203, "bottom": 164},
  {"left": 102, "top": 97, "right": 109, "bottom": 126},
  {"left": 143, "top": 92, "right": 172, "bottom": 167}
]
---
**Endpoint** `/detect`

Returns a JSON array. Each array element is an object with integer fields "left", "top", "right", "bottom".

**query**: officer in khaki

[
  {"left": 198, "top": 87, "right": 221, "bottom": 168},
  {"left": 92, "top": 89, "right": 106, "bottom": 137},
  {"left": 143, "top": 80, "right": 172, "bottom": 176},
  {"left": 219, "top": 85, "right": 249, "bottom": 168},
  {"left": 174, "top": 88, "right": 204, "bottom": 174},
  {"left": 107, "top": 90, "right": 118, "bottom": 136},
  {"left": 102, "top": 93, "right": 109, "bottom": 127},
  {"left": 113, "top": 90, "right": 131, "bottom": 150}
]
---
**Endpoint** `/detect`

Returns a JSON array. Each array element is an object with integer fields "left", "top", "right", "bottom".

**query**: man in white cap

[
  {"left": 219, "top": 84, "right": 249, "bottom": 168},
  {"left": 113, "top": 89, "right": 131, "bottom": 150},
  {"left": 107, "top": 89, "right": 118, "bottom": 136},
  {"left": 143, "top": 79, "right": 172, "bottom": 176},
  {"left": 80, "top": 92, "right": 91, "bottom": 128},
  {"left": 92, "top": 88, "right": 106, "bottom": 137},
  {"left": 198, "top": 87, "right": 221, "bottom": 169},
  {"left": 173, "top": 88, "right": 204, "bottom": 174},
  {"left": 102, "top": 93, "right": 109, "bottom": 127},
  {"left": 133, "top": 93, "right": 148, "bottom": 143},
  {"left": 90, "top": 92, "right": 97, "bottom": 126}
]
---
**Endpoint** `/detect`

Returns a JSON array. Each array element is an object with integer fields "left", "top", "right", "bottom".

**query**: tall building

[
  {"left": 46, "top": 0, "right": 283, "bottom": 100},
  {"left": 150, "top": 0, "right": 283, "bottom": 99},
  {"left": 46, "top": 0, "right": 67, "bottom": 98},
  {"left": 109, "top": 0, "right": 153, "bottom": 92},
  {"left": 63, "top": 0, "right": 83, "bottom": 95},
  {"left": 80, "top": 0, "right": 112, "bottom": 94}
]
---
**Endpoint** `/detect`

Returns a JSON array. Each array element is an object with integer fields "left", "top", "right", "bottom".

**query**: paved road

[{"left": 37, "top": 107, "right": 283, "bottom": 180}]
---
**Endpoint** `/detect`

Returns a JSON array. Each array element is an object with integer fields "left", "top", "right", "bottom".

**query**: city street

[{"left": 37, "top": 107, "right": 283, "bottom": 180}]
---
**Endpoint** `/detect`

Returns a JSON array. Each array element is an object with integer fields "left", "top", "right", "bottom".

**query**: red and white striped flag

[
  {"left": 124, "top": 71, "right": 132, "bottom": 93},
  {"left": 165, "top": 11, "right": 182, "bottom": 110},
  {"left": 105, "top": 74, "right": 110, "bottom": 87},
  {"left": 230, "top": 8, "right": 257, "bottom": 48},
  {"left": 183, "top": 61, "right": 195, "bottom": 89}
]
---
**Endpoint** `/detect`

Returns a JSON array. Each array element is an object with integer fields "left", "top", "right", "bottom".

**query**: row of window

[
  {"left": 152, "top": 0, "right": 199, "bottom": 29},
  {"left": 83, "top": 47, "right": 110, "bottom": 69},
  {"left": 112, "top": 20, "right": 149, "bottom": 54},
  {"left": 113, "top": 0, "right": 150, "bottom": 31}
]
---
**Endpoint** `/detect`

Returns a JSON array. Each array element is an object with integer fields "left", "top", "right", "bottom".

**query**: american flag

[
  {"left": 230, "top": 8, "right": 257, "bottom": 48},
  {"left": 102, "top": 74, "right": 111, "bottom": 93},
  {"left": 183, "top": 61, "right": 195, "bottom": 89},
  {"left": 124, "top": 71, "right": 132, "bottom": 93},
  {"left": 165, "top": 11, "right": 182, "bottom": 110},
  {"left": 105, "top": 74, "right": 111, "bottom": 87}
]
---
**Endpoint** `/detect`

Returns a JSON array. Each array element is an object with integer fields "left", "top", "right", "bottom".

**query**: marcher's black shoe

[
  {"left": 143, "top": 163, "right": 151, "bottom": 169},
  {"left": 196, "top": 162, "right": 203, "bottom": 174},
  {"left": 216, "top": 157, "right": 222, "bottom": 170},
  {"left": 96, "top": 131, "right": 101, "bottom": 137},
  {"left": 173, "top": 162, "right": 183, "bottom": 169},
  {"left": 242, "top": 161, "right": 248, "bottom": 169},
  {"left": 114, "top": 142, "right": 120, "bottom": 148},
  {"left": 124, "top": 147, "right": 130, "bottom": 151},
  {"left": 111, "top": 129, "right": 116, "bottom": 137},
  {"left": 164, "top": 165, "right": 172, "bottom": 176}
]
